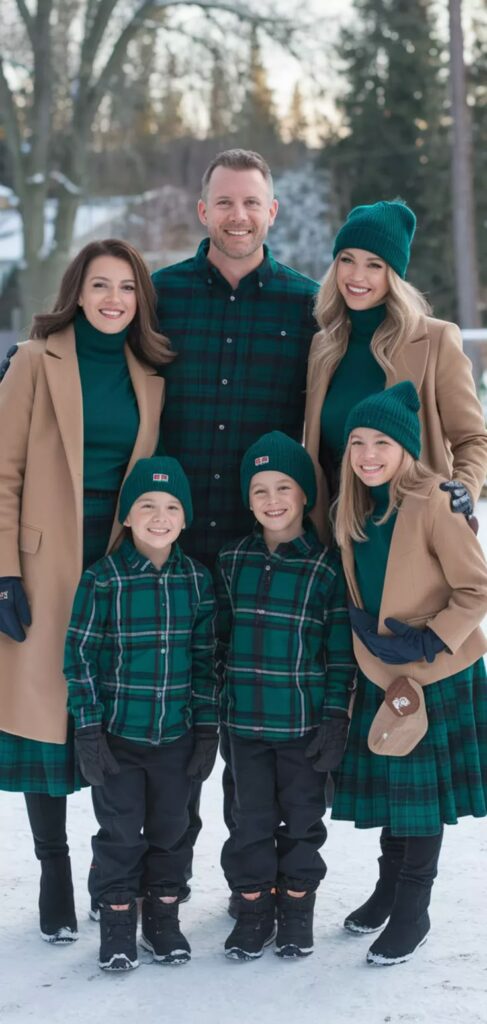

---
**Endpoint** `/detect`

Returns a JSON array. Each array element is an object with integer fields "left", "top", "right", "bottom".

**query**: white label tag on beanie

[
  {"left": 152, "top": 473, "right": 169, "bottom": 481},
  {"left": 254, "top": 456, "right": 269, "bottom": 466}
]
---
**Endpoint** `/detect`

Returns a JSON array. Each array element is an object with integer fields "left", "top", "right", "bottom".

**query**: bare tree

[
  {"left": 0, "top": 0, "right": 290, "bottom": 326},
  {"left": 448, "top": 0, "right": 481, "bottom": 331}
]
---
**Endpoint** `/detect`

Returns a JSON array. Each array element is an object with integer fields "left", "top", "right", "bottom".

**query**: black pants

[
  {"left": 24, "top": 793, "right": 68, "bottom": 860},
  {"left": 221, "top": 733, "right": 327, "bottom": 894},
  {"left": 89, "top": 731, "right": 194, "bottom": 905}
]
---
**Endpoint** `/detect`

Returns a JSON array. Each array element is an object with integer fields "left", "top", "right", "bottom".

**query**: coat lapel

[
  {"left": 43, "top": 326, "right": 83, "bottom": 535},
  {"left": 386, "top": 315, "right": 429, "bottom": 392}
]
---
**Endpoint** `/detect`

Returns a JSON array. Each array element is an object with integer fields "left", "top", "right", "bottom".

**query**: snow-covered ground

[{"left": 2, "top": 509, "right": 487, "bottom": 1024}]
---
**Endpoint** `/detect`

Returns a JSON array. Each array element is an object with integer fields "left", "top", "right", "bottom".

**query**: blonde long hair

[
  {"left": 310, "top": 259, "right": 431, "bottom": 386},
  {"left": 334, "top": 443, "right": 432, "bottom": 547}
]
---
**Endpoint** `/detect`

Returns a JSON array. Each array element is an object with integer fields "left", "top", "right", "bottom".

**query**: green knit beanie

[
  {"left": 344, "top": 381, "right": 421, "bottom": 459},
  {"left": 119, "top": 457, "right": 193, "bottom": 526},
  {"left": 240, "top": 431, "right": 317, "bottom": 513},
  {"left": 333, "top": 201, "right": 416, "bottom": 278}
]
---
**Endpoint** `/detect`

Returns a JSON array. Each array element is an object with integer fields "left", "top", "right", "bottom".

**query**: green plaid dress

[
  {"left": 332, "top": 488, "right": 487, "bottom": 835},
  {"left": 0, "top": 490, "right": 117, "bottom": 795}
]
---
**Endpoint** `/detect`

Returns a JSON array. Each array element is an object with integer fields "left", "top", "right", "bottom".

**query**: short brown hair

[
  {"left": 30, "top": 239, "right": 174, "bottom": 367},
  {"left": 201, "top": 149, "right": 274, "bottom": 200}
]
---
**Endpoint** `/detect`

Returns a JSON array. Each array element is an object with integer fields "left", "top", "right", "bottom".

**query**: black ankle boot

[
  {"left": 140, "top": 894, "right": 191, "bottom": 964},
  {"left": 366, "top": 881, "right": 431, "bottom": 965},
  {"left": 275, "top": 891, "right": 315, "bottom": 958},
  {"left": 344, "top": 832, "right": 405, "bottom": 934},
  {"left": 224, "top": 892, "right": 276, "bottom": 961},
  {"left": 39, "top": 855, "right": 78, "bottom": 943},
  {"left": 98, "top": 902, "right": 138, "bottom": 971}
]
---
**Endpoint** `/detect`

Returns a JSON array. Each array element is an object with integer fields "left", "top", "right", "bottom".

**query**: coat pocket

[{"left": 19, "top": 524, "right": 42, "bottom": 554}]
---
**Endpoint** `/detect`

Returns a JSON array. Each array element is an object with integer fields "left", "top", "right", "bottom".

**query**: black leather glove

[
  {"left": 305, "top": 711, "right": 350, "bottom": 772},
  {"left": 186, "top": 727, "right": 219, "bottom": 782},
  {"left": 360, "top": 617, "right": 446, "bottom": 665},
  {"left": 74, "top": 725, "right": 120, "bottom": 786},
  {"left": 0, "top": 576, "right": 31, "bottom": 642},
  {"left": 439, "top": 480, "right": 473, "bottom": 517}
]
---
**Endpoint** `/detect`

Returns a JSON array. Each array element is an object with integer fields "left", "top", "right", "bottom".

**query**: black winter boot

[
  {"left": 344, "top": 830, "right": 405, "bottom": 934},
  {"left": 98, "top": 902, "right": 138, "bottom": 971},
  {"left": 366, "top": 881, "right": 431, "bottom": 965},
  {"left": 367, "top": 831, "right": 442, "bottom": 966},
  {"left": 39, "top": 855, "right": 78, "bottom": 943},
  {"left": 224, "top": 891, "right": 277, "bottom": 961},
  {"left": 140, "top": 894, "right": 191, "bottom": 964},
  {"left": 275, "top": 891, "right": 315, "bottom": 958}
]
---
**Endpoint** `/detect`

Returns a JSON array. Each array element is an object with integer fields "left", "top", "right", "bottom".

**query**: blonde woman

[{"left": 304, "top": 200, "right": 487, "bottom": 541}]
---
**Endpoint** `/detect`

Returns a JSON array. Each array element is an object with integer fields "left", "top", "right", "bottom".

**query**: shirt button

[
  {"left": 214, "top": 473, "right": 220, "bottom": 480},
  {"left": 230, "top": 295, "right": 236, "bottom": 301},
  {"left": 207, "top": 278, "right": 212, "bottom": 284},
  {"left": 221, "top": 378, "right": 228, "bottom": 385},
  {"left": 265, "top": 565, "right": 271, "bottom": 571},
  {"left": 226, "top": 337, "right": 233, "bottom": 344},
  {"left": 160, "top": 648, "right": 166, "bottom": 654},
  {"left": 210, "top": 521, "right": 216, "bottom": 527},
  {"left": 218, "top": 423, "right": 225, "bottom": 431},
  {"left": 280, "top": 330, "right": 287, "bottom": 336},
  {"left": 158, "top": 579, "right": 164, "bottom": 585},
  {"left": 256, "top": 609, "right": 264, "bottom": 615},
  {"left": 258, "top": 281, "right": 263, "bottom": 288}
]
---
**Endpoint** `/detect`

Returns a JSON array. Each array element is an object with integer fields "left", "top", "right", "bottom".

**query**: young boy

[
  {"left": 64, "top": 457, "right": 219, "bottom": 972},
  {"left": 215, "top": 431, "right": 357, "bottom": 961}
]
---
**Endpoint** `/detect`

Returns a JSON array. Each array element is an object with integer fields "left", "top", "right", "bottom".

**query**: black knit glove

[
  {"left": 305, "top": 711, "right": 350, "bottom": 773},
  {"left": 74, "top": 725, "right": 120, "bottom": 786},
  {"left": 186, "top": 727, "right": 219, "bottom": 782},
  {"left": 361, "top": 617, "right": 446, "bottom": 665},
  {"left": 439, "top": 480, "right": 473, "bottom": 517},
  {"left": 0, "top": 576, "right": 31, "bottom": 642}
]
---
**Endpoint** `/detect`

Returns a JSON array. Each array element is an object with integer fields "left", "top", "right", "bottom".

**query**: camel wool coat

[
  {"left": 0, "top": 326, "right": 165, "bottom": 744},
  {"left": 341, "top": 476, "right": 487, "bottom": 692},
  {"left": 304, "top": 315, "right": 487, "bottom": 540}
]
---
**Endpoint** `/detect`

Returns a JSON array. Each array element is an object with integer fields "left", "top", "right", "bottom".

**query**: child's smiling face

[
  {"left": 349, "top": 427, "right": 404, "bottom": 486},
  {"left": 249, "top": 471, "right": 307, "bottom": 547},
  {"left": 124, "top": 491, "right": 185, "bottom": 564}
]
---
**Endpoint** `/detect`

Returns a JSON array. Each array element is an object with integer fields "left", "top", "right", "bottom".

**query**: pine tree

[
  {"left": 325, "top": 0, "right": 453, "bottom": 317},
  {"left": 234, "top": 25, "right": 282, "bottom": 157}
]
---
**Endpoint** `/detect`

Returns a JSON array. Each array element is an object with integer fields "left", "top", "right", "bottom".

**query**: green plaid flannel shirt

[
  {"left": 214, "top": 525, "right": 357, "bottom": 741},
  {"left": 64, "top": 538, "right": 218, "bottom": 745},
  {"left": 152, "top": 240, "right": 318, "bottom": 566}
]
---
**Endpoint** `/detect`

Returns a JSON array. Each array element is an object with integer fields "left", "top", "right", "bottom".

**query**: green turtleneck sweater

[
  {"left": 353, "top": 483, "right": 397, "bottom": 618},
  {"left": 75, "top": 312, "right": 139, "bottom": 491},
  {"left": 320, "top": 304, "right": 387, "bottom": 470}
]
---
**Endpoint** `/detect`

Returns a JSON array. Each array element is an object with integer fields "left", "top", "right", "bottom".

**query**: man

[
  {"left": 152, "top": 148, "right": 319, "bottom": 901},
  {"left": 152, "top": 148, "right": 318, "bottom": 568}
]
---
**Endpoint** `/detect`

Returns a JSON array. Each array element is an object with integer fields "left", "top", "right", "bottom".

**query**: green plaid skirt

[
  {"left": 0, "top": 490, "right": 118, "bottom": 796},
  {"left": 332, "top": 658, "right": 487, "bottom": 836}
]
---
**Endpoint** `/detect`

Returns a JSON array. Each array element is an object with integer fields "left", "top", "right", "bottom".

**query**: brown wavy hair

[{"left": 30, "top": 239, "right": 174, "bottom": 367}]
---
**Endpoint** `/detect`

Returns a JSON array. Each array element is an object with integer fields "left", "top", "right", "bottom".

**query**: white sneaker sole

[
  {"left": 274, "top": 943, "right": 313, "bottom": 958},
  {"left": 140, "top": 934, "right": 190, "bottom": 964},
  {"left": 98, "top": 954, "right": 139, "bottom": 971},
  {"left": 40, "top": 927, "right": 79, "bottom": 944},
  {"left": 366, "top": 935, "right": 428, "bottom": 966},
  {"left": 344, "top": 919, "right": 387, "bottom": 935}
]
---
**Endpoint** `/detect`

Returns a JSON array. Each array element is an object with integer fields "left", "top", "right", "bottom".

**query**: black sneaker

[
  {"left": 224, "top": 892, "right": 276, "bottom": 961},
  {"left": 140, "top": 895, "right": 191, "bottom": 965},
  {"left": 39, "top": 856, "right": 78, "bottom": 944},
  {"left": 275, "top": 891, "right": 315, "bottom": 958},
  {"left": 98, "top": 902, "right": 139, "bottom": 971}
]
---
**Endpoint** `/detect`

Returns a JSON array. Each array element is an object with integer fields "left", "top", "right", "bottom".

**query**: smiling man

[
  {"left": 152, "top": 149, "right": 318, "bottom": 568},
  {"left": 151, "top": 149, "right": 319, "bottom": 902}
]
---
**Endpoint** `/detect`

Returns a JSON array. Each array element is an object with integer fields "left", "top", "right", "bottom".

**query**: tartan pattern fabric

[
  {"left": 152, "top": 240, "right": 318, "bottom": 566},
  {"left": 65, "top": 537, "right": 218, "bottom": 745},
  {"left": 0, "top": 490, "right": 117, "bottom": 795},
  {"left": 332, "top": 660, "right": 487, "bottom": 835},
  {"left": 214, "top": 524, "right": 356, "bottom": 741}
]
